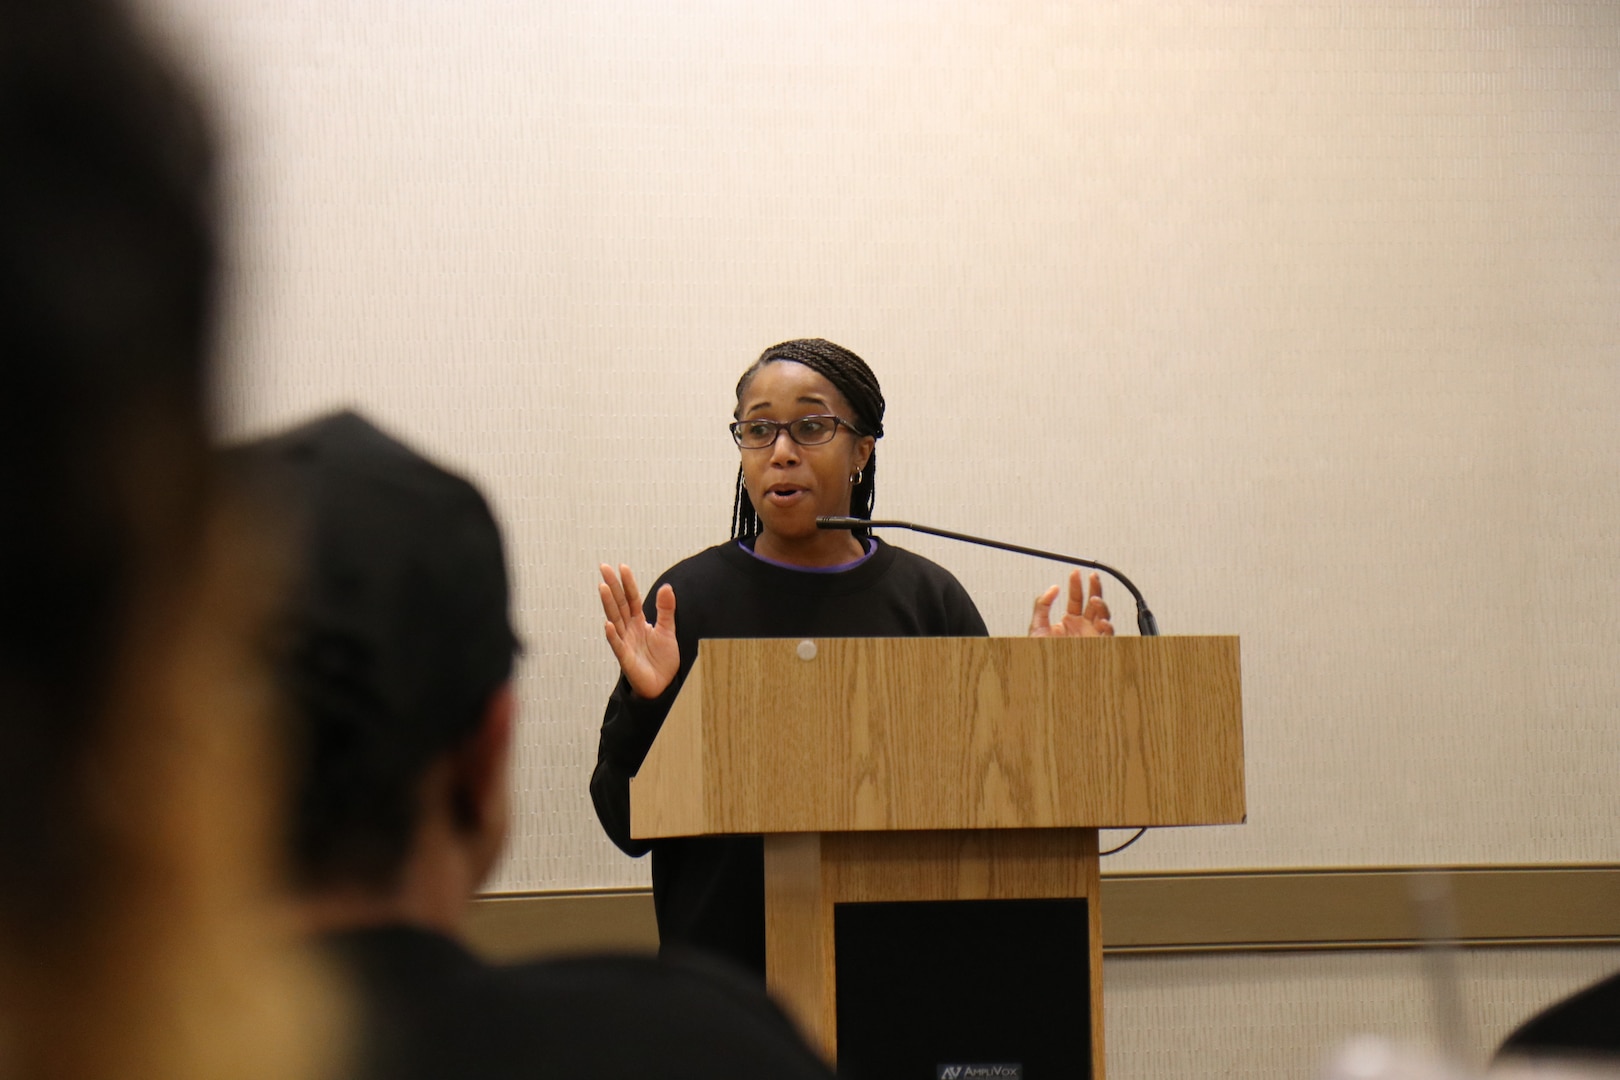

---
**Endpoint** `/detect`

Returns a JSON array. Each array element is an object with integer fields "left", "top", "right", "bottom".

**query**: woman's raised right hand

[{"left": 598, "top": 563, "right": 679, "bottom": 700}]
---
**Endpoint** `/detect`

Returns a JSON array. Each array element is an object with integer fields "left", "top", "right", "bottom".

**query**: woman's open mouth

[{"left": 765, "top": 485, "right": 807, "bottom": 507}]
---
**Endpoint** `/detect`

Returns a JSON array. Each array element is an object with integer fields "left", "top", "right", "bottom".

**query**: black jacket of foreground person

[
  {"left": 332, "top": 926, "right": 829, "bottom": 1080},
  {"left": 233, "top": 411, "right": 831, "bottom": 1080}
]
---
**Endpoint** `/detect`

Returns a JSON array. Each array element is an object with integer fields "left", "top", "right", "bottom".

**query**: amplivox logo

[{"left": 937, "top": 1065, "right": 1022, "bottom": 1080}]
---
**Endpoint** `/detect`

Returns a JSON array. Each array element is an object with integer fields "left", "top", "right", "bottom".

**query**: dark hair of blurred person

[
  {"left": 233, "top": 410, "right": 833, "bottom": 1080},
  {"left": 0, "top": 2, "right": 330, "bottom": 1078},
  {"left": 239, "top": 410, "right": 522, "bottom": 915}
]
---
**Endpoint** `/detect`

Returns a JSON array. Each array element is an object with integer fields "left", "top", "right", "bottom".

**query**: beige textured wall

[
  {"left": 139, "top": 0, "right": 1619, "bottom": 1072},
  {"left": 1106, "top": 946, "right": 1620, "bottom": 1075}
]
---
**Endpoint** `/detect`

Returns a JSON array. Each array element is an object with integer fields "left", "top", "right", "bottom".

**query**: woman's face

[{"left": 736, "top": 360, "right": 874, "bottom": 546}]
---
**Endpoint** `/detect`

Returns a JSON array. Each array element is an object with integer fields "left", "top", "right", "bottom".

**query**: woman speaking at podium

[{"left": 590, "top": 338, "right": 1112, "bottom": 977}]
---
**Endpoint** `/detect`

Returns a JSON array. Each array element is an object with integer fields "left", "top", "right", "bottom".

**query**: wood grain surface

[
  {"left": 633, "top": 636, "right": 1244, "bottom": 838},
  {"left": 818, "top": 828, "right": 1098, "bottom": 902},
  {"left": 763, "top": 834, "right": 838, "bottom": 1061}
]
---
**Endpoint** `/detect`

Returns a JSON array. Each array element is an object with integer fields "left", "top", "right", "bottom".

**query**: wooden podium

[{"left": 631, "top": 636, "right": 1244, "bottom": 1078}]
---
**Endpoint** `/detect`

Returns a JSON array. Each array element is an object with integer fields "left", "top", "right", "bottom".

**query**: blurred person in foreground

[
  {"left": 1496, "top": 968, "right": 1620, "bottom": 1068},
  {"left": 233, "top": 409, "right": 832, "bottom": 1080},
  {"left": 0, "top": 2, "right": 331, "bottom": 1080}
]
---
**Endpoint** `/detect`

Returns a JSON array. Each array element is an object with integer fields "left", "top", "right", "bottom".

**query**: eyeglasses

[{"left": 728, "top": 414, "right": 865, "bottom": 449}]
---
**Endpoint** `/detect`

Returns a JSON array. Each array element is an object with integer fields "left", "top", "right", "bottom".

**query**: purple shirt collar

[{"left": 740, "top": 537, "right": 878, "bottom": 573}]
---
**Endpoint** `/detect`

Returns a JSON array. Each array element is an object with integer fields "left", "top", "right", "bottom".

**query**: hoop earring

[{"left": 850, "top": 469, "right": 863, "bottom": 485}]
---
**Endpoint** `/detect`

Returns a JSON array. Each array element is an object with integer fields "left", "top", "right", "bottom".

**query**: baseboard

[{"left": 465, "top": 865, "right": 1620, "bottom": 962}]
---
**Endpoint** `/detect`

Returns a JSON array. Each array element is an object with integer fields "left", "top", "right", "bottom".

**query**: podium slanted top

[{"left": 630, "top": 635, "right": 1243, "bottom": 840}]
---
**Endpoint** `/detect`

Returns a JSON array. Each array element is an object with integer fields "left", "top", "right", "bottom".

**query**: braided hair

[{"left": 730, "top": 338, "right": 886, "bottom": 541}]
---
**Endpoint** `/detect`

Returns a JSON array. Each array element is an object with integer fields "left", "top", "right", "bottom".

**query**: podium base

[
  {"left": 765, "top": 829, "right": 1104, "bottom": 1079},
  {"left": 835, "top": 897, "right": 1093, "bottom": 1080}
]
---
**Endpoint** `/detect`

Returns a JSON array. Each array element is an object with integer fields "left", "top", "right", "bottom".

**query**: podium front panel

[{"left": 835, "top": 897, "right": 1092, "bottom": 1080}]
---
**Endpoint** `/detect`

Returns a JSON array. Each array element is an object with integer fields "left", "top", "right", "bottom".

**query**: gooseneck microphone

[{"left": 817, "top": 517, "right": 1160, "bottom": 636}]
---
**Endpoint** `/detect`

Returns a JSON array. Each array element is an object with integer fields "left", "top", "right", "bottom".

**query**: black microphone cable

[{"left": 817, "top": 517, "right": 1159, "bottom": 637}]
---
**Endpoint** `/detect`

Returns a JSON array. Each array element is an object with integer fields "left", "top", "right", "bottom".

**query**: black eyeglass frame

[{"left": 728, "top": 414, "right": 867, "bottom": 449}]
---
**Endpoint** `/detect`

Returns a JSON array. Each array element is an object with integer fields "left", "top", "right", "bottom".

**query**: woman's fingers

[
  {"left": 601, "top": 562, "right": 661, "bottom": 634},
  {"left": 1030, "top": 585, "right": 1059, "bottom": 634},
  {"left": 1070, "top": 572, "right": 1112, "bottom": 633},
  {"left": 1082, "top": 566, "right": 1108, "bottom": 608},
  {"left": 599, "top": 564, "right": 631, "bottom": 622},
  {"left": 653, "top": 582, "right": 676, "bottom": 634},
  {"left": 1064, "top": 570, "right": 1106, "bottom": 611},
  {"left": 1066, "top": 569, "right": 1087, "bottom": 616},
  {"left": 619, "top": 563, "right": 644, "bottom": 618},
  {"left": 1029, "top": 571, "right": 1112, "bottom": 637},
  {"left": 597, "top": 580, "right": 621, "bottom": 627}
]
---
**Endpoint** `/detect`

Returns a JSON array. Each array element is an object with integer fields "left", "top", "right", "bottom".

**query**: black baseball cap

[{"left": 229, "top": 409, "right": 519, "bottom": 886}]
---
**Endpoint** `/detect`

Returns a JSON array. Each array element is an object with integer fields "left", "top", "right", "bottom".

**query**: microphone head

[{"left": 815, "top": 516, "right": 863, "bottom": 530}]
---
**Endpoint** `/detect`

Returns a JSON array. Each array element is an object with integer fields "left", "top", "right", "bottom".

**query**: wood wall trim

[
  {"left": 465, "top": 865, "right": 1620, "bottom": 963},
  {"left": 1100, "top": 866, "right": 1620, "bottom": 953}
]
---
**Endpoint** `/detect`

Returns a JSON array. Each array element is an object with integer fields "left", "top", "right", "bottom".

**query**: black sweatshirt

[
  {"left": 324, "top": 924, "right": 833, "bottom": 1080},
  {"left": 590, "top": 538, "right": 988, "bottom": 976}
]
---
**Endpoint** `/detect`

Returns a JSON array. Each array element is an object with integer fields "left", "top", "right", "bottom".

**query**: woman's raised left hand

[{"left": 1029, "top": 569, "right": 1114, "bottom": 637}]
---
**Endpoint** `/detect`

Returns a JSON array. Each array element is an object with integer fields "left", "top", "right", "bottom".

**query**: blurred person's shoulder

[
  {"left": 1499, "top": 967, "right": 1620, "bottom": 1062},
  {"left": 488, "top": 950, "right": 829, "bottom": 1077},
  {"left": 325, "top": 926, "right": 830, "bottom": 1080}
]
